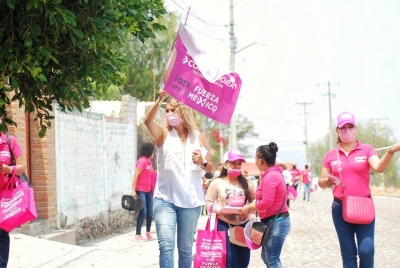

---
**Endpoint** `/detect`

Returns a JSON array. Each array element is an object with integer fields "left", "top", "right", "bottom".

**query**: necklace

[{"left": 179, "top": 132, "right": 187, "bottom": 142}]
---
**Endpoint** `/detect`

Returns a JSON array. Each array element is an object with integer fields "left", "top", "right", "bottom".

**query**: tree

[
  {"left": 0, "top": 0, "right": 167, "bottom": 137},
  {"left": 99, "top": 11, "right": 179, "bottom": 102},
  {"left": 307, "top": 119, "right": 399, "bottom": 187},
  {"left": 200, "top": 113, "right": 259, "bottom": 163},
  {"left": 124, "top": 12, "right": 179, "bottom": 102}
]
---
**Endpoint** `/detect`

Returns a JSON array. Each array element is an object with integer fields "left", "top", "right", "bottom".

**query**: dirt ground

[{"left": 370, "top": 185, "right": 400, "bottom": 196}]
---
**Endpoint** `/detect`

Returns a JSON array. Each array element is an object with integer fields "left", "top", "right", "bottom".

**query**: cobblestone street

[
  {"left": 19, "top": 189, "right": 395, "bottom": 268},
  {"left": 248, "top": 189, "right": 400, "bottom": 267},
  {"left": 76, "top": 189, "right": 400, "bottom": 267}
]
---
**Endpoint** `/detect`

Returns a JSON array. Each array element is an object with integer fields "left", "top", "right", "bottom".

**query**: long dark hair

[
  {"left": 219, "top": 167, "right": 253, "bottom": 203},
  {"left": 257, "top": 142, "right": 278, "bottom": 166}
]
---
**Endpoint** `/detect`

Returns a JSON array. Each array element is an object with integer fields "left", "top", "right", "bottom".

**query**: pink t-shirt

[
  {"left": 289, "top": 168, "right": 301, "bottom": 185},
  {"left": 323, "top": 141, "right": 377, "bottom": 200},
  {"left": 135, "top": 156, "right": 153, "bottom": 192},
  {"left": 0, "top": 133, "right": 23, "bottom": 190},
  {"left": 255, "top": 165, "right": 288, "bottom": 220},
  {"left": 301, "top": 169, "right": 312, "bottom": 184},
  {"left": 151, "top": 172, "right": 157, "bottom": 196}
]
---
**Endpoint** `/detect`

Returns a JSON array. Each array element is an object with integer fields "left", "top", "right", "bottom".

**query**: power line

[
  {"left": 296, "top": 102, "right": 314, "bottom": 162},
  {"left": 170, "top": 0, "right": 230, "bottom": 46},
  {"left": 234, "top": 0, "right": 244, "bottom": 7},
  {"left": 186, "top": 25, "right": 228, "bottom": 42},
  {"left": 179, "top": 0, "right": 228, "bottom": 27},
  {"left": 318, "top": 81, "right": 339, "bottom": 150}
]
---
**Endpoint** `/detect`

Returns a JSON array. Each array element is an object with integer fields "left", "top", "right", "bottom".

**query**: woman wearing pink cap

[
  {"left": 318, "top": 111, "right": 400, "bottom": 268},
  {"left": 240, "top": 142, "right": 291, "bottom": 268},
  {"left": 205, "top": 149, "right": 255, "bottom": 268}
]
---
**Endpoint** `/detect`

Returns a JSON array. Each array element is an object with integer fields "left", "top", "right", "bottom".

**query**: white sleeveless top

[{"left": 154, "top": 128, "right": 204, "bottom": 208}]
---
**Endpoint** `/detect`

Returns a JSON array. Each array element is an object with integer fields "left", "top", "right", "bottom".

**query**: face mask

[
  {"left": 166, "top": 113, "right": 182, "bottom": 127},
  {"left": 227, "top": 168, "right": 242, "bottom": 178},
  {"left": 339, "top": 132, "right": 356, "bottom": 143}
]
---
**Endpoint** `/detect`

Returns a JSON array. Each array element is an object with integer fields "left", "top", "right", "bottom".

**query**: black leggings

[{"left": 0, "top": 229, "right": 10, "bottom": 268}]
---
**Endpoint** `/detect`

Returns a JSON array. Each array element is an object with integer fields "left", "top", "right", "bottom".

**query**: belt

[
  {"left": 261, "top": 212, "right": 289, "bottom": 223},
  {"left": 334, "top": 197, "right": 342, "bottom": 204}
]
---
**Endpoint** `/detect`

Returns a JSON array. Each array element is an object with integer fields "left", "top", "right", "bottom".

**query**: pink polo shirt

[
  {"left": 0, "top": 133, "right": 23, "bottom": 190},
  {"left": 323, "top": 141, "right": 377, "bottom": 200},
  {"left": 135, "top": 156, "right": 153, "bottom": 192},
  {"left": 255, "top": 165, "right": 288, "bottom": 220},
  {"left": 301, "top": 169, "right": 312, "bottom": 184}
]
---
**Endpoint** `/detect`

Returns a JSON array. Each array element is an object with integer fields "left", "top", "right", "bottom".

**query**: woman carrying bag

[
  {"left": 204, "top": 149, "right": 255, "bottom": 268},
  {"left": 144, "top": 90, "right": 213, "bottom": 267},
  {"left": 241, "top": 142, "right": 291, "bottom": 268},
  {"left": 0, "top": 131, "right": 26, "bottom": 268},
  {"left": 318, "top": 111, "right": 400, "bottom": 268}
]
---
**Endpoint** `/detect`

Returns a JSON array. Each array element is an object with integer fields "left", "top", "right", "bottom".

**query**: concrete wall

[
  {"left": 55, "top": 106, "right": 137, "bottom": 240},
  {"left": 6, "top": 94, "right": 141, "bottom": 242}
]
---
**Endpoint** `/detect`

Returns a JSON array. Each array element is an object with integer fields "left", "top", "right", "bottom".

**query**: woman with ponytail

[
  {"left": 241, "top": 142, "right": 291, "bottom": 268},
  {"left": 205, "top": 149, "right": 255, "bottom": 268}
]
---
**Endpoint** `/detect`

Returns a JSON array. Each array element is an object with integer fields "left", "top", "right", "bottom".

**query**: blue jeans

[
  {"left": 303, "top": 183, "right": 312, "bottom": 201},
  {"left": 217, "top": 219, "right": 250, "bottom": 268},
  {"left": 332, "top": 200, "right": 374, "bottom": 268},
  {"left": 0, "top": 229, "right": 9, "bottom": 268},
  {"left": 261, "top": 217, "right": 291, "bottom": 268},
  {"left": 153, "top": 197, "right": 201, "bottom": 268},
  {"left": 136, "top": 190, "right": 154, "bottom": 235}
]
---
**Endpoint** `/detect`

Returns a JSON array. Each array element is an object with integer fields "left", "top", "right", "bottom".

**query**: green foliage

[
  {"left": 123, "top": 12, "right": 178, "bottom": 102},
  {"left": 201, "top": 113, "right": 259, "bottom": 163},
  {"left": 0, "top": 0, "right": 167, "bottom": 136},
  {"left": 355, "top": 119, "right": 399, "bottom": 187},
  {"left": 99, "top": 12, "right": 179, "bottom": 101},
  {"left": 307, "top": 119, "right": 399, "bottom": 187}
]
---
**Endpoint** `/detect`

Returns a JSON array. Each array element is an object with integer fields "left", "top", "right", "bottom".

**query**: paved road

[{"left": 78, "top": 189, "right": 400, "bottom": 268}]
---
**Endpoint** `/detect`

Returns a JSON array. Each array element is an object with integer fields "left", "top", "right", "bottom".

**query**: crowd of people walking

[{"left": 126, "top": 90, "right": 400, "bottom": 268}]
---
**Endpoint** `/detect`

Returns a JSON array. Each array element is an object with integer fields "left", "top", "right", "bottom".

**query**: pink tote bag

[
  {"left": 194, "top": 206, "right": 227, "bottom": 268},
  {"left": 0, "top": 169, "right": 37, "bottom": 232}
]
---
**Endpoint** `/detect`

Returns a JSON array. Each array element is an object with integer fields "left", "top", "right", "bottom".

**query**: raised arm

[
  {"left": 144, "top": 91, "right": 168, "bottom": 148},
  {"left": 369, "top": 144, "right": 400, "bottom": 173}
]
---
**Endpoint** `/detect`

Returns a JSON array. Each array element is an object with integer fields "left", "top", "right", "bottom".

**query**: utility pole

[
  {"left": 373, "top": 117, "right": 388, "bottom": 138},
  {"left": 318, "top": 81, "right": 339, "bottom": 149},
  {"left": 296, "top": 102, "right": 313, "bottom": 162},
  {"left": 227, "top": 1, "right": 265, "bottom": 150},
  {"left": 228, "top": 0, "right": 237, "bottom": 150}
]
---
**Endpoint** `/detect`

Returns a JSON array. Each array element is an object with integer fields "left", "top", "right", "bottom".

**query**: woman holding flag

[{"left": 144, "top": 90, "right": 213, "bottom": 268}]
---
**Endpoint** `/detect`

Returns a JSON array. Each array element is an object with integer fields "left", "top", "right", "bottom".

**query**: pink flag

[{"left": 163, "top": 35, "right": 242, "bottom": 125}]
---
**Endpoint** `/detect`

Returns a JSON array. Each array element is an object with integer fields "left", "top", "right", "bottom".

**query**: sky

[{"left": 164, "top": 0, "right": 400, "bottom": 165}]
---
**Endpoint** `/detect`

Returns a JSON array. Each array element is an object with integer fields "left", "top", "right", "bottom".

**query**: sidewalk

[
  {"left": 8, "top": 190, "right": 400, "bottom": 267},
  {"left": 8, "top": 212, "right": 210, "bottom": 268}
]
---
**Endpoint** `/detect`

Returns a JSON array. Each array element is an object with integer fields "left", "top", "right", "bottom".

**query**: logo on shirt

[
  {"left": 330, "top": 160, "right": 340, "bottom": 167},
  {"left": 354, "top": 156, "right": 367, "bottom": 163}
]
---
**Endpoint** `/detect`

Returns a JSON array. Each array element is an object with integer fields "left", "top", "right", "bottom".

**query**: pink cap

[
  {"left": 223, "top": 150, "right": 246, "bottom": 163},
  {"left": 336, "top": 111, "right": 356, "bottom": 128},
  {"left": 244, "top": 219, "right": 261, "bottom": 250}
]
